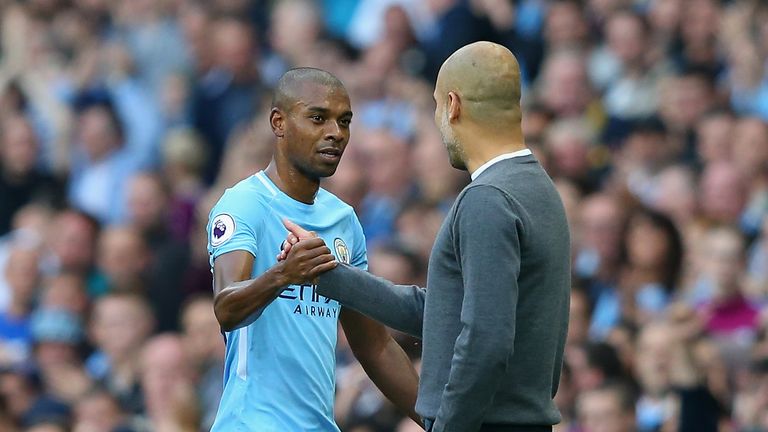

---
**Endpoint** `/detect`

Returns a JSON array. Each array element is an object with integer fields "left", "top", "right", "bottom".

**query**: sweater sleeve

[
  {"left": 433, "top": 185, "right": 522, "bottom": 432},
  {"left": 316, "top": 264, "right": 426, "bottom": 338}
]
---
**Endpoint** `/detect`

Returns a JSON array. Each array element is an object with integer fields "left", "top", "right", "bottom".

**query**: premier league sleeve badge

[{"left": 211, "top": 214, "right": 236, "bottom": 247}]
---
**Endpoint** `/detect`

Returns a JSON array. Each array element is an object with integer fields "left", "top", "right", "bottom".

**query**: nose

[{"left": 324, "top": 121, "right": 344, "bottom": 142}]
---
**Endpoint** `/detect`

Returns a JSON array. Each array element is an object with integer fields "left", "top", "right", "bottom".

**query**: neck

[
  {"left": 464, "top": 129, "right": 527, "bottom": 176},
  {"left": 265, "top": 159, "right": 320, "bottom": 204}
]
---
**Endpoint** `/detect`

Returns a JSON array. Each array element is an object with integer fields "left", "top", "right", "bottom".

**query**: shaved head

[
  {"left": 272, "top": 67, "right": 346, "bottom": 112},
  {"left": 268, "top": 67, "right": 353, "bottom": 186},
  {"left": 433, "top": 42, "right": 526, "bottom": 171},
  {"left": 435, "top": 41, "right": 522, "bottom": 124}
]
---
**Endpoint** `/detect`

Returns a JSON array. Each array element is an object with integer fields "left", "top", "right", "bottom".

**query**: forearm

[
  {"left": 356, "top": 337, "right": 422, "bottom": 426},
  {"left": 318, "top": 264, "right": 426, "bottom": 337},
  {"left": 213, "top": 266, "right": 288, "bottom": 331}
]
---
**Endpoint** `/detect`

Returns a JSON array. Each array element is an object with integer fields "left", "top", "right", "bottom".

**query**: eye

[
  {"left": 340, "top": 118, "right": 351, "bottom": 128},
  {"left": 311, "top": 115, "right": 323, "bottom": 123}
]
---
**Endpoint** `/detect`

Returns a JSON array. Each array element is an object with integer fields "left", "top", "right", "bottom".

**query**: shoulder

[
  {"left": 452, "top": 184, "right": 523, "bottom": 232},
  {"left": 210, "top": 176, "right": 273, "bottom": 218},
  {"left": 454, "top": 184, "right": 514, "bottom": 212},
  {"left": 207, "top": 177, "right": 272, "bottom": 255}
]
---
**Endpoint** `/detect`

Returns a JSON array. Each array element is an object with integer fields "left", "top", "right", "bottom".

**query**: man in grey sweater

[{"left": 280, "top": 42, "right": 571, "bottom": 432}]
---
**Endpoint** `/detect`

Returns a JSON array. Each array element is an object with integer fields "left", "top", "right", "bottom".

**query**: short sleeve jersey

[{"left": 207, "top": 171, "right": 367, "bottom": 432}]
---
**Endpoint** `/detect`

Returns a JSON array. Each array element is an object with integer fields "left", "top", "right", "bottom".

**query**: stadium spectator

[
  {"left": 0, "top": 241, "right": 41, "bottom": 365},
  {"left": 96, "top": 227, "right": 149, "bottom": 294},
  {"left": 137, "top": 334, "right": 199, "bottom": 432},
  {"left": 72, "top": 389, "right": 129, "bottom": 432},
  {"left": 179, "top": 296, "right": 223, "bottom": 431},
  {"left": 576, "top": 382, "right": 637, "bottom": 432},
  {"left": 86, "top": 292, "right": 154, "bottom": 414},
  {"left": 0, "top": 115, "right": 62, "bottom": 236},
  {"left": 68, "top": 102, "right": 139, "bottom": 225}
]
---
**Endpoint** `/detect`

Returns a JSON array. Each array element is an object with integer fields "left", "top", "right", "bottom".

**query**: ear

[
  {"left": 447, "top": 91, "right": 461, "bottom": 122},
  {"left": 270, "top": 108, "right": 285, "bottom": 138}
]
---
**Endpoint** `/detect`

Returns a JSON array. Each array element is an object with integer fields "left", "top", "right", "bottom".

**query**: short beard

[
  {"left": 440, "top": 112, "right": 467, "bottom": 171},
  {"left": 289, "top": 155, "right": 336, "bottom": 181}
]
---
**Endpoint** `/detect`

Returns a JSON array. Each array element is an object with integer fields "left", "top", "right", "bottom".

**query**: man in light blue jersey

[{"left": 206, "top": 68, "right": 420, "bottom": 431}]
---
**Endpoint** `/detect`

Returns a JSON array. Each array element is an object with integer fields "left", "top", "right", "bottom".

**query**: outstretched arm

[
  {"left": 341, "top": 308, "right": 422, "bottom": 427},
  {"left": 281, "top": 220, "right": 426, "bottom": 338},
  {"left": 320, "top": 264, "right": 426, "bottom": 337}
]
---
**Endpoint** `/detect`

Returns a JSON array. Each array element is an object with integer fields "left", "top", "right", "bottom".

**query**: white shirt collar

[{"left": 470, "top": 149, "right": 533, "bottom": 181}]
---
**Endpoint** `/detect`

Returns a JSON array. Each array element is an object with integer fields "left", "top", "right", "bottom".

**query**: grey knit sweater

[{"left": 317, "top": 155, "right": 571, "bottom": 431}]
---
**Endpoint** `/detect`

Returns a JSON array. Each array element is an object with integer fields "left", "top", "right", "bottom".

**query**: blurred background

[{"left": 0, "top": 0, "right": 767, "bottom": 431}]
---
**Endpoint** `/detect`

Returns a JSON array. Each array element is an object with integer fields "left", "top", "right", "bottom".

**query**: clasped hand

[{"left": 275, "top": 219, "right": 337, "bottom": 284}]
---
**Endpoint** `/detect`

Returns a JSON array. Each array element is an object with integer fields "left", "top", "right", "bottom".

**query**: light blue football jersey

[{"left": 207, "top": 170, "right": 367, "bottom": 432}]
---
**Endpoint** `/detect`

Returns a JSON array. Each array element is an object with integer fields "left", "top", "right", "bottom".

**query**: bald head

[
  {"left": 436, "top": 42, "right": 522, "bottom": 124},
  {"left": 272, "top": 67, "right": 346, "bottom": 112}
]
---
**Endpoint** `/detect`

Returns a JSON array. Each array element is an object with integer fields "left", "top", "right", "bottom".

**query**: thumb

[{"left": 282, "top": 218, "right": 314, "bottom": 239}]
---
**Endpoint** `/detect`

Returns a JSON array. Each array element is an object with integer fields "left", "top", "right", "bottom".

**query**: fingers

[
  {"left": 276, "top": 250, "right": 288, "bottom": 261},
  {"left": 282, "top": 218, "right": 316, "bottom": 240},
  {"left": 276, "top": 240, "right": 292, "bottom": 262},
  {"left": 281, "top": 236, "right": 297, "bottom": 252},
  {"left": 292, "top": 258, "right": 336, "bottom": 285},
  {"left": 278, "top": 239, "right": 337, "bottom": 284},
  {"left": 307, "top": 253, "right": 336, "bottom": 268},
  {"left": 298, "top": 244, "right": 333, "bottom": 261},
  {"left": 307, "top": 260, "right": 338, "bottom": 279},
  {"left": 291, "top": 237, "right": 329, "bottom": 256},
  {"left": 277, "top": 235, "right": 326, "bottom": 262},
  {"left": 279, "top": 237, "right": 329, "bottom": 265}
]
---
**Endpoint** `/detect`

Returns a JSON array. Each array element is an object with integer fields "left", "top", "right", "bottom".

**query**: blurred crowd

[{"left": 0, "top": 0, "right": 767, "bottom": 431}]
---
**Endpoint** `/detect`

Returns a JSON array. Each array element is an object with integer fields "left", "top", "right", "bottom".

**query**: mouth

[{"left": 317, "top": 147, "right": 342, "bottom": 162}]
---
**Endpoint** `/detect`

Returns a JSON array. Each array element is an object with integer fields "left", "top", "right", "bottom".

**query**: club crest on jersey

[
  {"left": 334, "top": 238, "right": 350, "bottom": 264},
  {"left": 210, "top": 214, "right": 235, "bottom": 247}
]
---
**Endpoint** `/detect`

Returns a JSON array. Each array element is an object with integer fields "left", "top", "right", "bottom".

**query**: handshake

[{"left": 274, "top": 219, "right": 337, "bottom": 285}]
